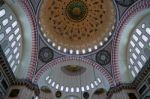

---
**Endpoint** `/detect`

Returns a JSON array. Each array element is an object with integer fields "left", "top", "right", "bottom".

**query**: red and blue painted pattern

[{"left": 17, "top": 0, "right": 39, "bottom": 80}]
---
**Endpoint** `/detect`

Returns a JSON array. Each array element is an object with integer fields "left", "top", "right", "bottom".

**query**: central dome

[{"left": 39, "top": 0, "right": 116, "bottom": 54}]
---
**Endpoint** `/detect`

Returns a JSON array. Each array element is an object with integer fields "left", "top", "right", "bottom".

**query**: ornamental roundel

[
  {"left": 66, "top": 0, "right": 88, "bottom": 22},
  {"left": 96, "top": 50, "right": 111, "bottom": 65},
  {"left": 39, "top": 0, "right": 116, "bottom": 55},
  {"left": 39, "top": 47, "right": 54, "bottom": 63}
]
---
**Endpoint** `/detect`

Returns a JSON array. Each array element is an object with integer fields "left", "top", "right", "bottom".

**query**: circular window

[{"left": 55, "top": 91, "right": 62, "bottom": 98}]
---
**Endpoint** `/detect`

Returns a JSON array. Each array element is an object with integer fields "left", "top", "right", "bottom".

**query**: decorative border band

[{"left": 17, "top": 0, "right": 39, "bottom": 80}]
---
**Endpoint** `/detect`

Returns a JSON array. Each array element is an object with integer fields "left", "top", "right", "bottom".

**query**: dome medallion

[
  {"left": 66, "top": 1, "right": 88, "bottom": 22},
  {"left": 39, "top": 0, "right": 116, "bottom": 55}
]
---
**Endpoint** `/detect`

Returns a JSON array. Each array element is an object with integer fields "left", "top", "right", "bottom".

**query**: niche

[
  {"left": 40, "top": 86, "right": 51, "bottom": 93},
  {"left": 1, "top": 79, "right": 8, "bottom": 90},
  {"left": 94, "top": 88, "right": 106, "bottom": 95},
  {"left": 128, "top": 93, "right": 137, "bottom": 99},
  {"left": 145, "top": 96, "right": 150, "bottom": 99},
  {"left": 147, "top": 77, "right": 150, "bottom": 85},
  {"left": 9, "top": 89, "right": 20, "bottom": 98},
  {"left": 139, "top": 85, "right": 147, "bottom": 95},
  {"left": 0, "top": 72, "right": 2, "bottom": 80}
]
